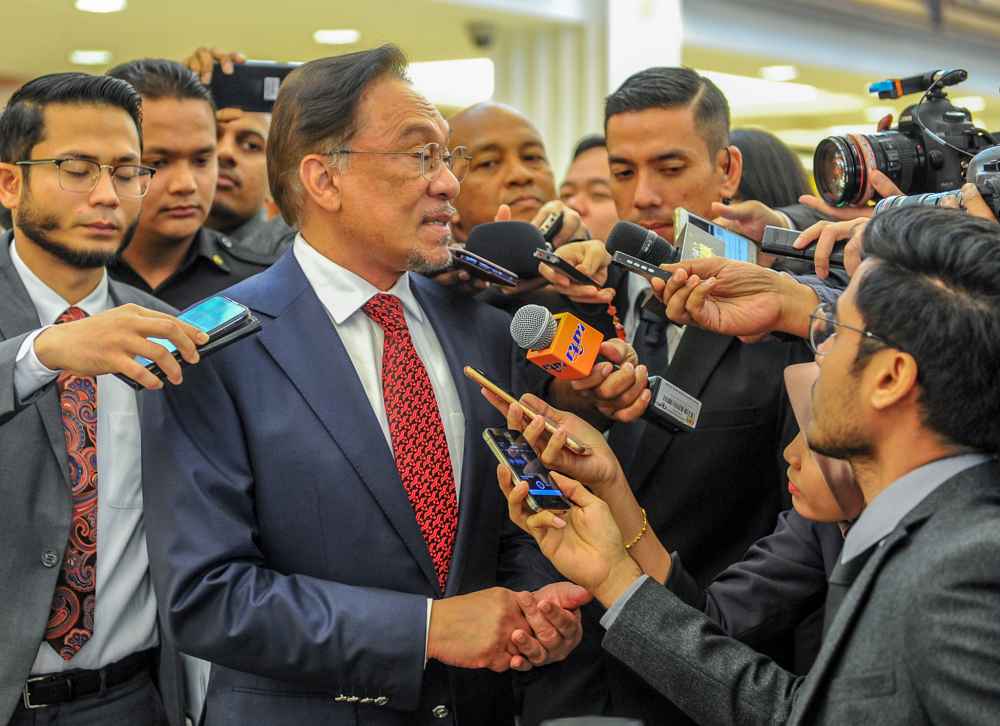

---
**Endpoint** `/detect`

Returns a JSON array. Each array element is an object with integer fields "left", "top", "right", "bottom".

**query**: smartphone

[
  {"left": 136, "top": 296, "right": 249, "bottom": 368},
  {"left": 450, "top": 247, "right": 519, "bottom": 287},
  {"left": 484, "top": 428, "right": 572, "bottom": 512},
  {"left": 537, "top": 210, "right": 564, "bottom": 245},
  {"left": 674, "top": 208, "right": 759, "bottom": 264},
  {"left": 209, "top": 60, "right": 299, "bottom": 112},
  {"left": 463, "top": 365, "right": 591, "bottom": 455},
  {"left": 612, "top": 250, "right": 672, "bottom": 282},
  {"left": 533, "top": 248, "right": 599, "bottom": 286},
  {"left": 761, "top": 226, "right": 847, "bottom": 269}
]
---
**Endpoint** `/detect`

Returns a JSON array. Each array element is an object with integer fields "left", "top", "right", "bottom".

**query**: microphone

[
  {"left": 466, "top": 221, "right": 548, "bottom": 279},
  {"left": 510, "top": 304, "right": 602, "bottom": 380},
  {"left": 510, "top": 304, "right": 700, "bottom": 432},
  {"left": 606, "top": 221, "right": 681, "bottom": 265}
]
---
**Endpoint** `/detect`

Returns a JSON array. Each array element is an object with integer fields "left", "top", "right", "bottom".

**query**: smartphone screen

[
  {"left": 137, "top": 296, "right": 248, "bottom": 365},
  {"left": 484, "top": 428, "right": 571, "bottom": 511},
  {"left": 677, "top": 209, "right": 758, "bottom": 263}
]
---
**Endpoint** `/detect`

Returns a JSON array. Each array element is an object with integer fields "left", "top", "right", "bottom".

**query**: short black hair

[
  {"left": 572, "top": 134, "right": 606, "bottom": 162},
  {"left": 106, "top": 58, "right": 213, "bottom": 107},
  {"left": 731, "top": 128, "right": 810, "bottom": 208},
  {"left": 856, "top": 206, "right": 1000, "bottom": 453},
  {"left": 267, "top": 44, "right": 409, "bottom": 226},
  {"left": 605, "top": 67, "right": 730, "bottom": 155},
  {"left": 0, "top": 72, "right": 143, "bottom": 164}
]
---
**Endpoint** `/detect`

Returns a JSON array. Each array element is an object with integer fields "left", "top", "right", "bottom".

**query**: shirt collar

[
  {"left": 9, "top": 238, "right": 111, "bottom": 325},
  {"left": 840, "top": 452, "right": 992, "bottom": 563},
  {"left": 292, "top": 233, "right": 425, "bottom": 325}
]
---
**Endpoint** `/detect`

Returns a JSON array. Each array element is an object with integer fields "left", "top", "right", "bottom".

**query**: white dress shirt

[
  {"left": 293, "top": 234, "right": 467, "bottom": 665},
  {"left": 293, "top": 234, "right": 466, "bottom": 493},
  {"left": 9, "top": 240, "right": 158, "bottom": 675},
  {"left": 624, "top": 272, "right": 685, "bottom": 366}
]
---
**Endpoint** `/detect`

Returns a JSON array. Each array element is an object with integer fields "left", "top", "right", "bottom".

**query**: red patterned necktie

[
  {"left": 46, "top": 306, "right": 98, "bottom": 660},
  {"left": 363, "top": 293, "right": 458, "bottom": 592}
]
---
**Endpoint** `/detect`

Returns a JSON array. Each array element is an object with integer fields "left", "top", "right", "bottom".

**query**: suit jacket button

[
  {"left": 41, "top": 550, "right": 59, "bottom": 568},
  {"left": 431, "top": 705, "right": 450, "bottom": 719},
  {"left": 374, "top": 696, "right": 389, "bottom": 706}
]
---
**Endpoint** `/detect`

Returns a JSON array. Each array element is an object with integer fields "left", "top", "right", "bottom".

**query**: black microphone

[
  {"left": 465, "top": 221, "right": 548, "bottom": 279},
  {"left": 606, "top": 221, "right": 681, "bottom": 265}
]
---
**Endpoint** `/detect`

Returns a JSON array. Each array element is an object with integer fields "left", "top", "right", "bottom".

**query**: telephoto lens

[
  {"left": 813, "top": 131, "right": 919, "bottom": 207},
  {"left": 874, "top": 191, "right": 958, "bottom": 214}
]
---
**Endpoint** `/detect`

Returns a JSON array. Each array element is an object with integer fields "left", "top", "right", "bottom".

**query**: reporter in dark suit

[
  {"left": 0, "top": 74, "right": 207, "bottom": 726},
  {"left": 509, "top": 207, "right": 1000, "bottom": 725},
  {"left": 138, "top": 46, "right": 623, "bottom": 726}
]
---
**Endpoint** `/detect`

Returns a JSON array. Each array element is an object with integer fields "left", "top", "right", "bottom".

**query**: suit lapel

[
  {"left": 254, "top": 257, "right": 440, "bottom": 593},
  {"left": 410, "top": 277, "right": 487, "bottom": 596},
  {"left": 628, "top": 327, "right": 734, "bottom": 486},
  {"left": 0, "top": 236, "right": 71, "bottom": 490}
]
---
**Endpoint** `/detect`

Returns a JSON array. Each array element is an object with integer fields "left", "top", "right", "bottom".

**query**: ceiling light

[
  {"left": 952, "top": 96, "right": 986, "bottom": 112},
  {"left": 759, "top": 65, "right": 798, "bottom": 82},
  {"left": 70, "top": 50, "right": 113, "bottom": 65},
  {"left": 313, "top": 29, "right": 361, "bottom": 45},
  {"left": 75, "top": 0, "right": 127, "bottom": 13},
  {"left": 408, "top": 58, "right": 494, "bottom": 107},
  {"left": 697, "top": 70, "right": 865, "bottom": 118}
]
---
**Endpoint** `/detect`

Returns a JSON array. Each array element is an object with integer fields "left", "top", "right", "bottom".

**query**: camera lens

[
  {"left": 814, "top": 131, "right": 920, "bottom": 207},
  {"left": 873, "top": 191, "right": 957, "bottom": 214},
  {"left": 813, "top": 137, "right": 860, "bottom": 207}
]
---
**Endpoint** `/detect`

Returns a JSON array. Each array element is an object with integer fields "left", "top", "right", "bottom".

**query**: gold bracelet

[{"left": 624, "top": 507, "right": 648, "bottom": 550}]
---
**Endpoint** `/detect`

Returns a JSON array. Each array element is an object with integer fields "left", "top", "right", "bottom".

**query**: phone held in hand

[
  {"left": 674, "top": 207, "right": 759, "bottom": 264},
  {"left": 449, "top": 247, "right": 520, "bottom": 287},
  {"left": 209, "top": 60, "right": 299, "bottom": 113},
  {"left": 484, "top": 427, "right": 572, "bottom": 512},
  {"left": 533, "top": 248, "right": 599, "bottom": 287},
  {"left": 115, "top": 295, "right": 261, "bottom": 390},
  {"left": 463, "top": 365, "right": 591, "bottom": 455}
]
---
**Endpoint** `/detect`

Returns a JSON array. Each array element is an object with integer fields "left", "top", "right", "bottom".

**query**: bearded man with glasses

[{"left": 0, "top": 73, "right": 207, "bottom": 726}]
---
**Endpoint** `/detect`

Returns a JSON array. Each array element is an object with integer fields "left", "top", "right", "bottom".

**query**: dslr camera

[{"left": 813, "top": 69, "right": 996, "bottom": 207}]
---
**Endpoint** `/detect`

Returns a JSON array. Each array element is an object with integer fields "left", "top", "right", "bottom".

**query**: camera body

[
  {"left": 813, "top": 69, "right": 995, "bottom": 207},
  {"left": 874, "top": 145, "right": 1000, "bottom": 217}
]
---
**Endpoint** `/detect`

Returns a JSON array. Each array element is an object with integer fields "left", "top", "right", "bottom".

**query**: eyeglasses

[
  {"left": 329, "top": 142, "right": 471, "bottom": 182},
  {"left": 15, "top": 158, "right": 156, "bottom": 199},
  {"left": 808, "top": 302, "right": 899, "bottom": 357}
]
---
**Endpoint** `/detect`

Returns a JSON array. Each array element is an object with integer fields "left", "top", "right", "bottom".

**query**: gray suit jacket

[
  {"left": 602, "top": 460, "right": 1000, "bottom": 725},
  {"left": 0, "top": 235, "right": 186, "bottom": 726}
]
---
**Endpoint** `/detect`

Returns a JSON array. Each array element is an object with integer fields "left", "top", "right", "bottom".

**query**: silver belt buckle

[{"left": 23, "top": 675, "right": 53, "bottom": 709}]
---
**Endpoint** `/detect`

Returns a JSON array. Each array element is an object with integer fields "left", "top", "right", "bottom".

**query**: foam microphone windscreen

[
  {"left": 465, "top": 221, "right": 548, "bottom": 279},
  {"left": 606, "top": 221, "right": 680, "bottom": 265}
]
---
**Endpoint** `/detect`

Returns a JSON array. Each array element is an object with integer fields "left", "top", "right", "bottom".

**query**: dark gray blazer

[
  {"left": 602, "top": 460, "right": 1000, "bottom": 725},
  {"left": 0, "top": 234, "right": 186, "bottom": 726}
]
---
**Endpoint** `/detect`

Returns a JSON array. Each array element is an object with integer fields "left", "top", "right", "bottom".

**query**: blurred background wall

[{"left": 5, "top": 0, "right": 1000, "bottom": 176}]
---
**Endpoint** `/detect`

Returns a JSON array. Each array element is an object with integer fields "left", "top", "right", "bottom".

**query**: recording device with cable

[
  {"left": 813, "top": 68, "right": 997, "bottom": 207},
  {"left": 510, "top": 304, "right": 700, "bottom": 432}
]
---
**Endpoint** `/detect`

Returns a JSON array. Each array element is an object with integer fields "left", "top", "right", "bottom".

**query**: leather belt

[{"left": 20, "top": 648, "right": 155, "bottom": 710}]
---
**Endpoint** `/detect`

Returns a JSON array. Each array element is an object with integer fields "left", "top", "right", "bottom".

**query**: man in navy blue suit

[{"left": 140, "top": 45, "right": 650, "bottom": 725}]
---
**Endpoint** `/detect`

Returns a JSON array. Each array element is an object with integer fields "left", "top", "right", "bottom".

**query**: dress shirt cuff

[
  {"left": 14, "top": 326, "right": 59, "bottom": 402},
  {"left": 424, "top": 598, "right": 432, "bottom": 668},
  {"left": 775, "top": 209, "right": 795, "bottom": 230},
  {"left": 599, "top": 574, "right": 650, "bottom": 630},
  {"left": 794, "top": 274, "right": 843, "bottom": 307}
]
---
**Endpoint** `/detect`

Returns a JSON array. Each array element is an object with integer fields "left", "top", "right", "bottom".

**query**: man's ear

[
  {"left": 0, "top": 163, "right": 23, "bottom": 211},
  {"left": 718, "top": 144, "right": 743, "bottom": 202},
  {"left": 299, "top": 153, "right": 342, "bottom": 214},
  {"left": 869, "top": 350, "right": 920, "bottom": 412}
]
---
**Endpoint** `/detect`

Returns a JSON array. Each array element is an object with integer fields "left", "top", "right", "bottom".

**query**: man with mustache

[
  {"left": 0, "top": 72, "right": 206, "bottom": 725},
  {"left": 104, "top": 59, "right": 270, "bottom": 310}
]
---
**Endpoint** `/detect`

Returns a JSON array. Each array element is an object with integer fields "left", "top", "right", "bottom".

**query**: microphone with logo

[{"left": 510, "top": 304, "right": 700, "bottom": 433}]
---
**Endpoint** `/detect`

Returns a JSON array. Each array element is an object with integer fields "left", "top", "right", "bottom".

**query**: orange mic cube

[{"left": 525, "top": 312, "right": 603, "bottom": 380}]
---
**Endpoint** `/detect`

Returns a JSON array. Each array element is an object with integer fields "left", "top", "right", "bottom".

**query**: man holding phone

[{"left": 0, "top": 73, "right": 207, "bottom": 726}]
